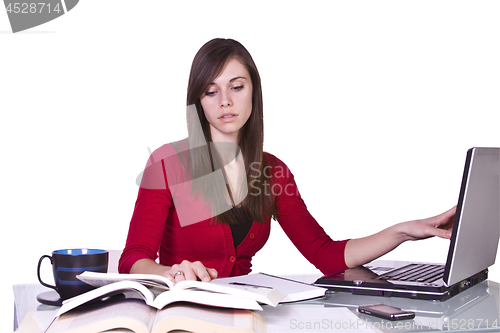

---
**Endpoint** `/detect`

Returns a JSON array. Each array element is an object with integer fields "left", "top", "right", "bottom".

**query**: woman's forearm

[
  {"left": 344, "top": 223, "right": 409, "bottom": 268},
  {"left": 129, "top": 258, "right": 171, "bottom": 276},
  {"left": 129, "top": 258, "right": 219, "bottom": 282},
  {"left": 344, "top": 207, "right": 455, "bottom": 268}
]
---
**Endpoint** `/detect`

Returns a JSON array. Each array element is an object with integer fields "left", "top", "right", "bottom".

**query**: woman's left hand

[{"left": 401, "top": 206, "right": 456, "bottom": 241}]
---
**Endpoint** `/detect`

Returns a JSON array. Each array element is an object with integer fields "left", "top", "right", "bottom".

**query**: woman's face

[{"left": 200, "top": 58, "right": 253, "bottom": 143}]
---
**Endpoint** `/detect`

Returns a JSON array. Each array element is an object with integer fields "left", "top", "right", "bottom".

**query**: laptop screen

[{"left": 444, "top": 147, "right": 500, "bottom": 286}]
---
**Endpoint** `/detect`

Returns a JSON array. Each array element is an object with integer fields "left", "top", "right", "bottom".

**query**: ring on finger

[{"left": 174, "top": 271, "right": 184, "bottom": 277}]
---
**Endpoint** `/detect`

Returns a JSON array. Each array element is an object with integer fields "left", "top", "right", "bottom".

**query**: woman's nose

[{"left": 220, "top": 90, "right": 232, "bottom": 108}]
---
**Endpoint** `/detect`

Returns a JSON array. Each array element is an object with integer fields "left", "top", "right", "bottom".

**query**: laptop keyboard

[{"left": 377, "top": 263, "right": 445, "bottom": 283}]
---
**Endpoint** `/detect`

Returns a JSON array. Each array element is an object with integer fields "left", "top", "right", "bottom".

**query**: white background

[{"left": 1, "top": 1, "right": 499, "bottom": 331}]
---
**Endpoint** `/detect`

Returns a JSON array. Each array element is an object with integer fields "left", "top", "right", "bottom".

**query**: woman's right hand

[{"left": 164, "top": 260, "right": 218, "bottom": 283}]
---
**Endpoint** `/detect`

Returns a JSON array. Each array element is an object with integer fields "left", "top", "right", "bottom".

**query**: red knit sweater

[{"left": 119, "top": 143, "right": 349, "bottom": 277}]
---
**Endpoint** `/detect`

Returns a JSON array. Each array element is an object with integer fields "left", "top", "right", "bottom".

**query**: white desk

[{"left": 13, "top": 278, "right": 500, "bottom": 332}]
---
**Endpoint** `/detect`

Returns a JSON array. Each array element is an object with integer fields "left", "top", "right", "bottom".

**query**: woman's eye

[
  {"left": 205, "top": 91, "right": 216, "bottom": 96},
  {"left": 232, "top": 85, "right": 244, "bottom": 91}
]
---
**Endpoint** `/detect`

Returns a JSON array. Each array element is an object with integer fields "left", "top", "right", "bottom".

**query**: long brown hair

[{"left": 185, "top": 38, "right": 277, "bottom": 224}]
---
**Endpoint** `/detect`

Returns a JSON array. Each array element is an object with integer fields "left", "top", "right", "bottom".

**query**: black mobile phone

[{"left": 358, "top": 304, "right": 415, "bottom": 321}]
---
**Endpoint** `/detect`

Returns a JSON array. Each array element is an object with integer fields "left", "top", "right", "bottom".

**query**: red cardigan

[{"left": 119, "top": 143, "right": 349, "bottom": 277}]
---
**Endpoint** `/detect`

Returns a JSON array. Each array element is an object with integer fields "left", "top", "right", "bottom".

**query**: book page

[
  {"left": 57, "top": 281, "right": 154, "bottom": 318},
  {"left": 77, "top": 272, "right": 174, "bottom": 290},
  {"left": 211, "top": 273, "right": 326, "bottom": 303},
  {"left": 152, "top": 303, "right": 265, "bottom": 333},
  {"left": 47, "top": 299, "right": 156, "bottom": 333},
  {"left": 177, "top": 279, "right": 285, "bottom": 306},
  {"left": 152, "top": 289, "right": 262, "bottom": 311}
]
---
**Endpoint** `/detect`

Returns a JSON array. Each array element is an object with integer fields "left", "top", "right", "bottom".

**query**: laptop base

[{"left": 315, "top": 263, "right": 489, "bottom": 302}]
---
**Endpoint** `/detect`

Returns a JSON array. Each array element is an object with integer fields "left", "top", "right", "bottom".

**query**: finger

[
  {"left": 164, "top": 272, "right": 175, "bottom": 284},
  {"left": 440, "top": 208, "right": 456, "bottom": 229},
  {"left": 197, "top": 268, "right": 218, "bottom": 282},
  {"left": 169, "top": 263, "right": 189, "bottom": 282},
  {"left": 438, "top": 206, "right": 457, "bottom": 221},
  {"left": 428, "top": 225, "right": 452, "bottom": 239},
  {"left": 178, "top": 267, "right": 197, "bottom": 281},
  {"left": 192, "top": 263, "right": 213, "bottom": 282},
  {"left": 174, "top": 271, "right": 186, "bottom": 282},
  {"left": 208, "top": 268, "right": 218, "bottom": 279},
  {"left": 163, "top": 267, "right": 180, "bottom": 283},
  {"left": 177, "top": 260, "right": 198, "bottom": 281},
  {"left": 437, "top": 229, "right": 452, "bottom": 239},
  {"left": 425, "top": 206, "right": 456, "bottom": 228},
  {"left": 196, "top": 271, "right": 212, "bottom": 282}
]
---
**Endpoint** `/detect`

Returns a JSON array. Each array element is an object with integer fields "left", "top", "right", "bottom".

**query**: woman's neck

[
  {"left": 209, "top": 125, "right": 240, "bottom": 145},
  {"left": 211, "top": 141, "right": 241, "bottom": 165}
]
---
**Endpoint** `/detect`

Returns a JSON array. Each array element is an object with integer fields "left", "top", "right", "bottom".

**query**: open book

[
  {"left": 46, "top": 298, "right": 266, "bottom": 333},
  {"left": 45, "top": 272, "right": 278, "bottom": 333},
  {"left": 75, "top": 272, "right": 285, "bottom": 310}
]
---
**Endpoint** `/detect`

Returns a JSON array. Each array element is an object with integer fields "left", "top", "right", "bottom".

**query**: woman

[{"left": 118, "top": 38, "right": 455, "bottom": 283}]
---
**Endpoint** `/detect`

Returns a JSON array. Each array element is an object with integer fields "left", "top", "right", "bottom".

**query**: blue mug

[{"left": 37, "top": 249, "right": 108, "bottom": 300}]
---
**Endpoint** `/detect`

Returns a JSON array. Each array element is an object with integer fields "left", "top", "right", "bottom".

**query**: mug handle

[{"left": 37, "top": 255, "right": 57, "bottom": 290}]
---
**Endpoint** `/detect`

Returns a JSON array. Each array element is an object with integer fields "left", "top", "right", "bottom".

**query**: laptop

[{"left": 315, "top": 147, "right": 500, "bottom": 301}]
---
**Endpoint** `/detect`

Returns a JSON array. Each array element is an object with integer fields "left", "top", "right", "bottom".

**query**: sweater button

[
  {"left": 249, "top": 233, "right": 255, "bottom": 239},
  {"left": 229, "top": 256, "right": 236, "bottom": 262}
]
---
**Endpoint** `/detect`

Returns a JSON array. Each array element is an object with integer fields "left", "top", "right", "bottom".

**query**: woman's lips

[{"left": 219, "top": 113, "right": 237, "bottom": 122}]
